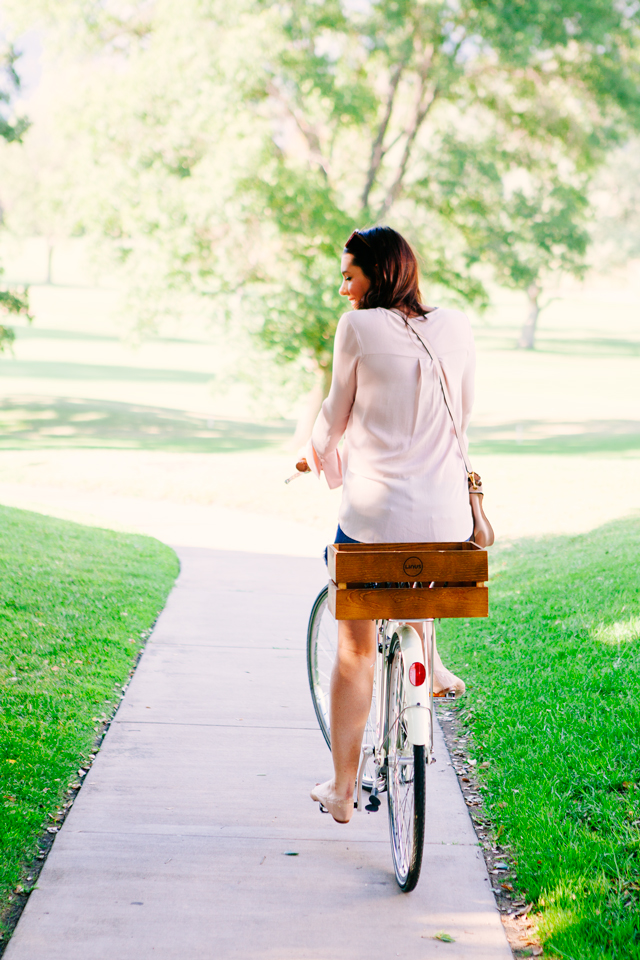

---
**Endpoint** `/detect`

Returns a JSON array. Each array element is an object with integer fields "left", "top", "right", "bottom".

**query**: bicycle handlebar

[{"left": 284, "top": 457, "right": 312, "bottom": 485}]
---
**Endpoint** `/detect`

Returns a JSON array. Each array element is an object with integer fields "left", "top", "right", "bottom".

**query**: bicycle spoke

[{"left": 386, "top": 633, "right": 426, "bottom": 891}]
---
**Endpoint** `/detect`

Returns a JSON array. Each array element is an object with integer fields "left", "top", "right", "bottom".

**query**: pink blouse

[{"left": 305, "top": 306, "right": 475, "bottom": 543}]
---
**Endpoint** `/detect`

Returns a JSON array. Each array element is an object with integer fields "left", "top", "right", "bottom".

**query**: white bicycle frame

[{"left": 355, "top": 617, "right": 438, "bottom": 813}]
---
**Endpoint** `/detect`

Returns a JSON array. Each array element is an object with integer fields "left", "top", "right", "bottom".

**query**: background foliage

[
  {"left": 0, "top": 44, "right": 30, "bottom": 352},
  {"left": 1, "top": 0, "right": 640, "bottom": 381}
]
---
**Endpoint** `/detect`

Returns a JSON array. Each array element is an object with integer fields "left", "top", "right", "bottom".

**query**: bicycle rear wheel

[
  {"left": 386, "top": 633, "right": 426, "bottom": 892},
  {"left": 306, "top": 586, "right": 377, "bottom": 788}
]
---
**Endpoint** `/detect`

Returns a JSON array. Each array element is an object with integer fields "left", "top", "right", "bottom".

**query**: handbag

[{"left": 403, "top": 316, "right": 495, "bottom": 548}]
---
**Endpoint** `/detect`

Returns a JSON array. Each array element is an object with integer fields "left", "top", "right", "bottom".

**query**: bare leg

[
  {"left": 410, "top": 621, "right": 466, "bottom": 696},
  {"left": 330, "top": 619, "right": 376, "bottom": 796},
  {"left": 311, "top": 619, "right": 375, "bottom": 819}
]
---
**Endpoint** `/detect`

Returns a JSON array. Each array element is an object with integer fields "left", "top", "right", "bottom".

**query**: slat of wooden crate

[
  {"left": 330, "top": 541, "right": 476, "bottom": 554},
  {"left": 328, "top": 545, "right": 488, "bottom": 583},
  {"left": 328, "top": 582, "right": 488, "bottom": 620}
]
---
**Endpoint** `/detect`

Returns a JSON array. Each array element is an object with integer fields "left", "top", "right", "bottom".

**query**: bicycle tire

[
  {"left": 386, "top": 633, "right": 426, "bottom": 892},
  {"left": 306, "top": 586, "right": 377, "bottom": 788}
]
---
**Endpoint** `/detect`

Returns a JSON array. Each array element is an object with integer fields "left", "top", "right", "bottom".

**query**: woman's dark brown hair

[{"left": 344, "top": 226, "right": 425, "bottom": 315}]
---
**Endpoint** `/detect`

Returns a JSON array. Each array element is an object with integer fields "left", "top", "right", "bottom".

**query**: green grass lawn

[
  {"left": 438, "top": 515, "right": 640, "bottom": 960},
  {"left": 0, "top": 505, "right": 178, "bottom": 946}
]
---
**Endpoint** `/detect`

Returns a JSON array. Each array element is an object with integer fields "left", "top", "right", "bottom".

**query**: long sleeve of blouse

[{"left": 304, "top": 314, "right": 360, "bottom": 488}]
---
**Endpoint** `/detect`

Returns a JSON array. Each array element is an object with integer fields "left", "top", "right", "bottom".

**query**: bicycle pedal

[{"left": 365, "top": 795, "right": 381, "bottom": 812}]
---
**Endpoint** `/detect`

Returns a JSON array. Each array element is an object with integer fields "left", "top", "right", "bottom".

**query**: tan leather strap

[{"left": 400, "top": 313, "right": 476, "bottom": 483}]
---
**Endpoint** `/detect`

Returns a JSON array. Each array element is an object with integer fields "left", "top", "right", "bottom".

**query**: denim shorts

[{"left": 324, "top": 525, "right": 360, "bottom": 565}]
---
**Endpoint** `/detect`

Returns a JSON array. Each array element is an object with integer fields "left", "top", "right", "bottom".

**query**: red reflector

[{"left": 409, "top": 662, "right": 426, "bottom": 686}]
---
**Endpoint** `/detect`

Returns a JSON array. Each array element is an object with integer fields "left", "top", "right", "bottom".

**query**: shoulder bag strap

[{"left": 403, "top": 316, "right": 475, "bottom": 481}]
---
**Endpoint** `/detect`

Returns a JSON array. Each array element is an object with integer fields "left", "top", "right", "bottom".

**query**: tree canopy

[
  {"left": 3, "top": 0, "right": 640, "bottom": 369},
  {"left": 0, "top": 42, "right": 30, "bottom": 351}
]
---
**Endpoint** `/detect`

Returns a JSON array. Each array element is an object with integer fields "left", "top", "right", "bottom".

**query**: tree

[
  {"left": 504, "top": 184, "right": 590, "bottom": 350},
  {"left": 3, "top": 0, "right": 640, "bottom": 379},
  {"left": 247, "top": 0, "right": 640, "bottom": 356},
  {"left": 417, "top": 135, "right": 592, "bottom": 347},
  {"left": 0, "top": 42, "right": 31, "bottom": 350},
  {"left": 591, "top": 137, "right": 640, "bottom": 268}
]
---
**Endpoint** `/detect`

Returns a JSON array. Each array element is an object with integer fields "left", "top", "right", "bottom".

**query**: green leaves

[
  {"left": 0, "top": 43, "right": 30, "bottom": 144},
  {"left": 416, "top": 130, "right": 591, "bottom": 298},
  {"left": 0, "top": 46, "right": 31, "bottom": 347},
  {"left": 433, "top": 930, "right": 456, "bottom": 942},
  {"left": 6, "top": 0, "right": 640, "bottom": 377}
]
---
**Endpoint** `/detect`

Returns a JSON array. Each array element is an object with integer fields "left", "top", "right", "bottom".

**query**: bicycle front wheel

[
  {"left": 306, "top": 586, "right": 377, "bottom": 788},
  {"left": 386, "top": 633, "right": 426, "bottom": 892}
]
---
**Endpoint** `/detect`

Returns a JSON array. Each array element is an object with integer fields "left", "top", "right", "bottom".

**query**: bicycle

[{"left": 306, "top": 540, "right": 488, "bottom": 892}]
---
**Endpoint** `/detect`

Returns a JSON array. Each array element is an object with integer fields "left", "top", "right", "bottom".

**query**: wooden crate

[{"left": 327, "top": 541, "right": 488, "bottom": 621}]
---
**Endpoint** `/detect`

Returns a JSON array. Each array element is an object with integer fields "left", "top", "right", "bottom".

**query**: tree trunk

[
  {"left": 291, "top": 363, "right": 333, "bottom": 450},
  {"left": 518, "top": 283, "right": 540, "bottom": 349}
]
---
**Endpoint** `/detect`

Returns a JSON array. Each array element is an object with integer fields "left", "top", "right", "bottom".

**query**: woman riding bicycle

[{"left": 299, "top": 226, "right": 475, "bottom": 823}]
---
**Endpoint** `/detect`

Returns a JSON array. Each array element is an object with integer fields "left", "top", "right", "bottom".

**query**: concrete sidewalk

[{"left": 5, "top": 546, "right": 512, "bottom": 959}]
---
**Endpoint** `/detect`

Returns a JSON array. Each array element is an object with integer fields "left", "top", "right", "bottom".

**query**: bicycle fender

[{"left": 395, "top": 624, "right": 430, "bottom": 746}]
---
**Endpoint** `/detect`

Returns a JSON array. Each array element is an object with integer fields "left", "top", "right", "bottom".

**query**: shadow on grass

[
  {"left": 468, "top": 419, "right": 640, "bottom": 456},
  {"left": 3, "top": 399, "right": 638, "bottom": 458},
  {"left": 438, "top": 515, "right": 640, "bottom": 959},
  {"left": 0, "top": 359, "right": 212, "bottom": 383},
  {"left": 473, "top": 328, "right": 640, "bottom": 358},
  {"left": 14, "top": 327, "right": 119, "bottom": 343},
  {"left": 13, "top": 326, "right": 211, "bottom": 346},
  {"left": 533, "top": 336, "right": 640, "bottom": 358},
  {"left": 0, "top": 397, "right": 294, "bottom": 453}
]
